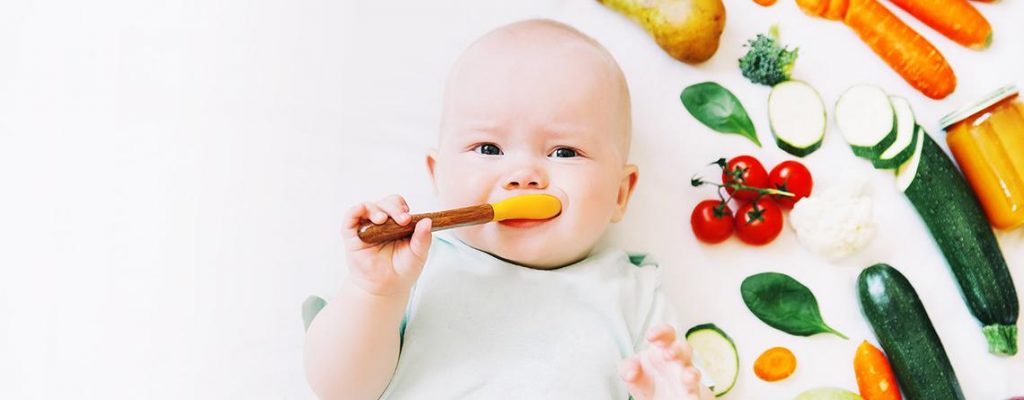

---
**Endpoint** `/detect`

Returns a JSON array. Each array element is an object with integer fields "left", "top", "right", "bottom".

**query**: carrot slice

[
  {"left": 854, "top": 341, "right": 902, "bottom": 400},
  {"left": 754, "top": 0, "right": 779, "bottom": 6},
  {"left": 843, "top": 0, "right": 956, "bottom": 99},
  {"left": 754, "top": 347, "right": 797, "bottom": 382},
  {"left": 888, "top": 0, "right": 992, "bottom": 49}
]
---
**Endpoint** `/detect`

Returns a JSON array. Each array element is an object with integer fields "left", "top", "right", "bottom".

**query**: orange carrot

[
  {"left": 888, "top": 0, "right": 992, "bottom": 49},
  {"left": 854, "top": 341, "right": 902, "bottom": 400},
  {"left": 754, "top": 347, "right": 797, "bottom": 382},
  {"left": 755, "top": 0, "right": 779, "bottom": 6},
  {"left": 844, "top": 0, "right": 956, "bottom": 99},
  {"left": 824, "top": 0, "right": 850, "bottom": 20},
  {"left": 796, "top": 0, "right": 830, "bottom": 16}
]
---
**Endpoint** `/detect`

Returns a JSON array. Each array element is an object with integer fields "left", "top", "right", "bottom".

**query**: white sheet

[{"left": 1, "top": 0, "right": 1021, "bottom": 398}]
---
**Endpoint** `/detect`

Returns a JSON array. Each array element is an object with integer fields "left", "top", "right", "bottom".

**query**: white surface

[{"left": 1, "top": 0, "right": 1022, "bottom": 399}]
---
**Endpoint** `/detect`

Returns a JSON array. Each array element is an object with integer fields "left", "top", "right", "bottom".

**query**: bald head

[{"left": 439, "top": 19, "right": 632, "bottom": 161}]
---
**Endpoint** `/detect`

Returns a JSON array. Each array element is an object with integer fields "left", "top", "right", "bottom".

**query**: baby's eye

[
  {"left": 474, "top": 143, "right": 503, "bottom": 155},
  {"left": 549, "top": 147, "right": 578, "bottom": 158}
]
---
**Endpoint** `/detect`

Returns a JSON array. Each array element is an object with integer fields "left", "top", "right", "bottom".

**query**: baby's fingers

[
  {"left": 646, "top": 323, "right": 677, "bottom": 348},
  {"left": 375, "top": 194, "right": 412, "bottom": 226}
]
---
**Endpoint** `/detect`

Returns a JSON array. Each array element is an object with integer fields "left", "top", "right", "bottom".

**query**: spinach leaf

[
  {"left": 741, "top": 272, "right": 847, "bottom": 339},
  {"left": 680, "top": 82, "right": 761, "bottom": 147}
]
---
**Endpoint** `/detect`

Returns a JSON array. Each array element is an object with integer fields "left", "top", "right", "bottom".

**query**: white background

[{"left": 1, "top": 0, "right": 1022, "bottom": 398}]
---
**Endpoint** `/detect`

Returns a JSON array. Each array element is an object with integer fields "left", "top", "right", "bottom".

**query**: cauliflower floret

[{"left": 789, "top": 183, "right": 876, "bottom": 261}]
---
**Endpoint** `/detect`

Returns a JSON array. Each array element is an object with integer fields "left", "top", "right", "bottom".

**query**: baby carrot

[
  {"left": 754, "top": 347, "right": 797, "bottom": 382},
  {"left": 823, "top": 0, "right": 850, "bottom": 20},
  {"left": 843, "top": 0, "right": 956, "bottom": 99},
  {"left": 796, "top": 0, "right": 829, "bottom": 16},
  {"left": 888, "top": 0, "right": 992, "bottom": 49},
  {"left": 854, "top": 341, "right": 902, "bottom": 400}
]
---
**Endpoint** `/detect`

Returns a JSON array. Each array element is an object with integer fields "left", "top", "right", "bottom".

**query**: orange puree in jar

[{"left": 941, "top": 86, "right": 1024, "bottom": 230}]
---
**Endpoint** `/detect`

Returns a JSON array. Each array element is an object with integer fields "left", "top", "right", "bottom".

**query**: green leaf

[
  {"left": 680, "top": 82, "right": 761, "bottom": 147},
  {"left": 741, "top": 272, "right": 847, "bottom": 339}
]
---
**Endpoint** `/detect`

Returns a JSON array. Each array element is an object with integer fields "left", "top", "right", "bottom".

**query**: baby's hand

[
  {"left": 342, "top": 195, "right": 432, "bottom": 297},
  {"left": 619, "top": 324, "right": 712, "bottom": 400}
]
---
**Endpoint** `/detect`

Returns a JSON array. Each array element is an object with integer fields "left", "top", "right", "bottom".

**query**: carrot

[
  {"left": 824, "top": 0, "right": 850, "bottom": 20},
  {"left": 843, "top": 0, "right": 956, "bottom": 99},
  {"left": 754, "top": 347, "right": 797, "bottom": 382},
  {"left": 755, "top": 0, "right": 779, "bottom": 6},
  {"left": 854, "top": 341, "right": 902, "bottom": 400},
  {"left": 888, "top": 0, "right": 992, "bottom": 49},
  {"left": 796, "top": 0, "right": 830, "bottom": 16}
]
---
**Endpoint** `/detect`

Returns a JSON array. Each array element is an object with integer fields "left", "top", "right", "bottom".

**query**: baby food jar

[{"left": 940, "top": 85, "right": 1024, "bottom": 230}]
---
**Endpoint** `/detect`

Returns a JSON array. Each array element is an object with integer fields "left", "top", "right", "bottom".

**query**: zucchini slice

[
  {"left": 896, "top": 131, "right": 1019, "bottom": 355},
  {"left": 835, "top": 84, "right": 897, "bottom": 159},
  {"left": 872, "top": 96, "right": 918, "bottom": 169},
  {"left": 768, "top": 80, "right": 826, "bottom": 157},
  {"left": 685, "top": 323, "right": 738, "bottom": 397},
  {"left": 858, "top": 264, "right": 965, "bottom": 400}
]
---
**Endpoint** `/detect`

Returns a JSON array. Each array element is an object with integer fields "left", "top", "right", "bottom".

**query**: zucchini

[
  {"left": 835, "top": 84, "right": 897, "bottom": 159},
  {"left": 871, "top": 96, "right": 918, "bottom": 169},
  {"left": 897, "top": 131, "right": 1019, "bottom": 355},
  {"left": 768, "top": 80, "right": 826, "bottom": 157},
  {"left": 685, "top": 323, "right": 738, "bottom": 397},
  {"left": 858, "top": 263, "right": 964, "bottom": 400}
]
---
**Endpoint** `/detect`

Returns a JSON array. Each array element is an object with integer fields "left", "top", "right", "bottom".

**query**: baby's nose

[{"left": 503, "top": 166, "right": 548, "bottom": 189}]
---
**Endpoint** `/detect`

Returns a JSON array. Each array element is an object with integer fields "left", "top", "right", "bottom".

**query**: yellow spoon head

[{"left": 491, "top": 194, "right": 562, "bottom": 222}]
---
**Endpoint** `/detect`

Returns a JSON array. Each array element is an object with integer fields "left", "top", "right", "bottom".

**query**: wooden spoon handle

[{"left": 356, "top": 204, "right": 494, "bottom": 244}]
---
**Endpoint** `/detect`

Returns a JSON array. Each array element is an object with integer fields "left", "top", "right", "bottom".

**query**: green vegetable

[
  {"left": 793, "top": 387, "right": 863, "bottom": 400},
  {"left": 858, "top": 263, "right": 965, "bottom": 399},
  {"left": 681, "top": 82, "right": 760, "bottom": 147},
  {"left": 896, "top": 131, "right": 1019, "bottom": 355},
  {"left": 739, "top": 25, "right": 799, "bottom": 87},
  {"left": 740, "top": 272, "right": 847, "bottom": 339},
  {"left": 685, "top": 323, "right": 738, "bottom": 397},
  {"left": 767, "top": 80, "right": 826, "bottom": 157},
  {"left": 871, "top": 96, "right": 918, "bottom": 169},
  {"left": 835, "top": 84, "right": 897, "bottom": 159}
]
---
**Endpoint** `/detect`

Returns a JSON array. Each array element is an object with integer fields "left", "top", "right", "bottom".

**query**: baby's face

[{"left": 428, "top": 23, "right": 636, "bottom": 269}]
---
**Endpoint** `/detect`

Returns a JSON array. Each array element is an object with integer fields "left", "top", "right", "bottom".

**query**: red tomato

[
  {"left": 769, "top": 161, "right": 814, "bottom": 209},
  {"left": 722, "top": 155, "right": 769, "bottom": 202},
  {"left": 735, "top": 199, "right": 783, "bottom": 245},
  {"left": 691, "top": 200, "right": 734, "bottom": 244}
]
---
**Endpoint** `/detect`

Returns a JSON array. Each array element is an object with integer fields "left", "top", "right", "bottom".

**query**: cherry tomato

[
  {"left": 768, "top": 161, "right": 814, "bottom": 209},
  {"left": 735, "top": 198, "right": 783, "bottom": 245},
  {"left": 722, "top": 155, "right": 769, "bottom": 202},
  {"left": 691, "top": 200, "right": 734, "bottom": 244}
]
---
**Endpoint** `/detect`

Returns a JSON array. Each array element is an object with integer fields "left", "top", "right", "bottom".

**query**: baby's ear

[
  {"left": 611, "top": 164, "right": 639, "bottom": 222},
  {"left": 425, "top": 148, "right": 439, "bottom": 195}
]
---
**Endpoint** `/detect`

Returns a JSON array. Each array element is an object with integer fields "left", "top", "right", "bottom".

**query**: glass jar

[{"left": 940, "top": 85, "right": 1024, "bottom": 230}]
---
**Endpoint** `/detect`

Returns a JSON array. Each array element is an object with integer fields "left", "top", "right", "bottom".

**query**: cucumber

[
  {"left": 768, "top": 80, "right": 826, "bottom": 157},
  {"left": 896, "top": 131, "right": 1019, "bottom": 355},
  {"left": 858, "top": 264, "right": 964, "bottom": 400},
  {"left": 793, "top": 387, "right": 863, "bottom": 400},
  {"left": 835, "top": 84, "right": 897, "bottom": 159},
  {"left": 685, "top": 323, "right": 738, "bottom": 397},
  {"left": 871, "top": 96, "right": 918, "bottom": 169}
]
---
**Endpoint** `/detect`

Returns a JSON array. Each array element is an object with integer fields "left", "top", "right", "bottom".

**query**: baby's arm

[{"left": 304, "top": 195, "right": 433, "bottom": 400}]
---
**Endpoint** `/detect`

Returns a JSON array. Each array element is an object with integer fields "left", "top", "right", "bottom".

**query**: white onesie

[{"left": 379, "top": 231, "right": 712, "bottom": 399}]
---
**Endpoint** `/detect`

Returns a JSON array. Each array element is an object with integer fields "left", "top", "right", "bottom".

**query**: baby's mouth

[{"left": 498, "top": 215, "right": 557, "bottom": 228}]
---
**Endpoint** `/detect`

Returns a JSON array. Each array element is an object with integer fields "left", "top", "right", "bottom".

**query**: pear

[{"left": 597, "top": 0, "right": 726, "bottom": 64}]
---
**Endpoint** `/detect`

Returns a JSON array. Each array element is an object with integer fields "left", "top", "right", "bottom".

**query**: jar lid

[{"left": 939, "top": 85, "right": 1019, "bottom": 130}]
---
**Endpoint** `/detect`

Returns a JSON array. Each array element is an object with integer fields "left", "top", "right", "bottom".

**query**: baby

[{"left": 305, "top": 19, "right": 714, "bottom": 400}]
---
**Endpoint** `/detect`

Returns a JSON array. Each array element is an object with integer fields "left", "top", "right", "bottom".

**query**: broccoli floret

[{"left": 739, "top": 27, "right": 798, "bottom": 87}]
